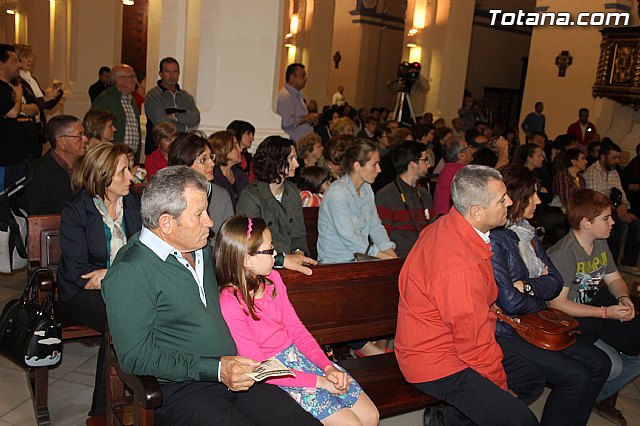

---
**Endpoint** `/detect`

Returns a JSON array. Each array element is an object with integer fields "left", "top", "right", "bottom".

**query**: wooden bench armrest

[
  {"left": 112, "top": 359, "right": 163, "bottom": 409},
  {"left": 31, "top": 267, "right": 54, "bottom": 293}
]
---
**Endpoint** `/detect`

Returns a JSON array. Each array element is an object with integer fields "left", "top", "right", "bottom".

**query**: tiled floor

[{"left": 1, "top": 268, "right": 639, "bottom": 425}]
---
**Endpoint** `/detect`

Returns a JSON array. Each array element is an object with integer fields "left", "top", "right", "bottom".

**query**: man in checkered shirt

[
  {"left": 92, "top": 63, "right": 141, "bottom": 160},
  {"left": 584, "top": 142, "right": 640, "bottom": 275}
]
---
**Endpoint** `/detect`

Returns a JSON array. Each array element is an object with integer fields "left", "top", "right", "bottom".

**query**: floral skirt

[{"left": 274, "top": 343, "right": 363, "bottom": 420}]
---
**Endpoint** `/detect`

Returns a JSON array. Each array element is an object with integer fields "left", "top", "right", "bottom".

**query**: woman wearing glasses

[
  {"left": 57, "top": 142, "right": 142, "bottom": 423},
  {"left": 168, "top": 132, "right": 234, "bottom": 246}
]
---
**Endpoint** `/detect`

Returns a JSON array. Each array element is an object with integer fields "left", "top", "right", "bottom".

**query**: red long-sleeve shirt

[{"left": 395, "top": 207, "right": 507, "bottom": 390}]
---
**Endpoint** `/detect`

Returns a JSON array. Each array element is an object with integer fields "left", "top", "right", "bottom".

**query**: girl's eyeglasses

[{"left": 252, "top": 248, "right": 275, "bottom": 256}]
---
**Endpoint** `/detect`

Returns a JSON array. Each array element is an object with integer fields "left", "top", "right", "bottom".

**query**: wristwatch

[{"left": 523, "top": 281, "right": 533, "bottom": 295}]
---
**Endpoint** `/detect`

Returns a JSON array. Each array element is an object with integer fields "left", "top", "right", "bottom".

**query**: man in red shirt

[
  {"left": 396, "top": 165, "right": 543, "bottom": 425},
  {"left": 567, "top": 107, "right": 597, "bottom": 148}
]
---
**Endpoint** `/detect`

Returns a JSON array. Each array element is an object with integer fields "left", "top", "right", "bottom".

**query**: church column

[
  {"left": 298, "top": 0, "right": 336, "bottom": 106},
  {"left": 63, "top": 0, "right": 122, "bottom": 118},
  {"left": 414, "top": 0, "right": 475, "bottom": 120},
  {"left": 146, "top": 0, "right": 286, "bottom": 144}
]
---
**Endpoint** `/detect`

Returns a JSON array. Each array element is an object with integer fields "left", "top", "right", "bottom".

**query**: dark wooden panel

[{"left": 121, "top": 1, "right": 149, "bottom": 76}]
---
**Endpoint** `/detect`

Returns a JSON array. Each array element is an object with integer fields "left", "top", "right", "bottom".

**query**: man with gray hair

[
  {"left": 102, "top": 166, "right": 319, "bottom": 426},
  {"left": 396, "top": 165, "right": 543, "bottom": 425},
  {"left": 26, "top": 114, "right": 87, "bottom": 214},
  {"left": 433, "top": 136, "right": 472, "bottom": 217},
  {"left": 92, "top": 63, "right": 141, "bottom": 160}
]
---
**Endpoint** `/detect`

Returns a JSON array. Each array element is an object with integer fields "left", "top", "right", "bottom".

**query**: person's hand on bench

[{"left": 284, "top": 252, "right": 317, "bottom": 275}]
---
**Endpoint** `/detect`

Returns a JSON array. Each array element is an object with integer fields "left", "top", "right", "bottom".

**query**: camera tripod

[{"left": 390, "top": 91, "right": 416, "bottom": 127}]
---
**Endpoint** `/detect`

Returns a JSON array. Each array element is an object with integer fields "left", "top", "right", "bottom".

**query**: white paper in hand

[{"left": 245, "top": 357, "right": 295, "bottom": 382}]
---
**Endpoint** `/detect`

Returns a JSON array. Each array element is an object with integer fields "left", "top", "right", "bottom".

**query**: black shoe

[
  {"left": 423, "top": 404, "right": 448, "bottom": 426},
  {"left": 593, "top": 400, "right": 628, "bottom": 425}
]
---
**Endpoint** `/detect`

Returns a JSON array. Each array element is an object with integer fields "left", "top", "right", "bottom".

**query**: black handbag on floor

[{"left": 0, "top": 268, "right": 62, "bottom": 368}]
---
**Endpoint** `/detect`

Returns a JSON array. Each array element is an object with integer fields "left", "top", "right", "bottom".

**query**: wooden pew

[
  {"left": 280, "top": 259, "right": 439, "bottom": 418},
  {"left": 302, "top": 206, "right": 319, "bottom": 259},
  {"left": 106, "top": 329, "right": 161, "bottom": 426},
  {"left": 26, "top": 215, "right": 102, "bottom": 425}
]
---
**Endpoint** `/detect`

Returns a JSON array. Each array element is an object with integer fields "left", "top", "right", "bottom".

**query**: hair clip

[{"left": 247, "top": 217, "right": 253, "bottom": 240}]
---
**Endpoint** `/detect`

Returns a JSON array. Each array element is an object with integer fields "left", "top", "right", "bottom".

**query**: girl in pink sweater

[{"left": 216, "top": 215, "right": 378, "bottom": 426}]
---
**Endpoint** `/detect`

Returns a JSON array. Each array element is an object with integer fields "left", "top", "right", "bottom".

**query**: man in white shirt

[{"left": 276, "top": 63, "right": 317, "bottom": 142}]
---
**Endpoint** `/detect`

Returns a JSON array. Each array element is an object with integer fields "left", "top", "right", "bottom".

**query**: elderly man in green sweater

[{"left": 102, "top": 166, "right": 319, "bottom": 426}]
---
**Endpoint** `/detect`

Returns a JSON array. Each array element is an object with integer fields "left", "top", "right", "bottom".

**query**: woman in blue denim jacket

[
  {"left": 491, "top": 164, "right": 610, "bottom": 426},
  {"left": 317, "top": 139, "right": 397, "bottom": 264}
]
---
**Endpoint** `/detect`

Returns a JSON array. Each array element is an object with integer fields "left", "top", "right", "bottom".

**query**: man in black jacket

[{"left": 26, "top": 115, "right": 87, "bottom": 214}]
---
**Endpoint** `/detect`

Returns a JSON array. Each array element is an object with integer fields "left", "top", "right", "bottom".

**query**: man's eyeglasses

[
  {"left": 252, "top": 248, "right": 275, "bottom": 256},
  {"left": 195, "top": 154, "right": 216, "bottom": 164},
  {"left": 118, "top": 75, "right": 136, "bottom": 80},
  {"left": 62, "top": 132, "right": 86, "bottom": 139},
  {"left": 418, "top": 158, "right": 430, "bottom": 164}
]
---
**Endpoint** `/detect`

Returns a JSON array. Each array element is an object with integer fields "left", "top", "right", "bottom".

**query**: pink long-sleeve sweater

[{"left": 219, "top": 270, "right": 333, "bottom": 388}]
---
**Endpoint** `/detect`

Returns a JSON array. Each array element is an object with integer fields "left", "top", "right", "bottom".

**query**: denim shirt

[{"left": 317, "top": 175, "right": 395, "bottom": 263}]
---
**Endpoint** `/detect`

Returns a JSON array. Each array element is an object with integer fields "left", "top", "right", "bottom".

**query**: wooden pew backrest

[{"left": 280, "top": 258, "right": 403, "bottom": 345}]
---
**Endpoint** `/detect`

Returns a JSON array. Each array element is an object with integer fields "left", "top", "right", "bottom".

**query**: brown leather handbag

[{"left": 495, "top": 308, "right": 580, "bottom": 351}]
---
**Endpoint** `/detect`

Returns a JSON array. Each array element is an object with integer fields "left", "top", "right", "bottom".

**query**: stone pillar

[
  {"left": 298, "top": 0, "right": 336, "bottom": 106},
  {"left": 65, "top": 0, "right": 122, "bottom": 118},
  {"left": 147, "top": 0, "right": 286, "bottom": 145},
  {"left": 416, "top": 0, "right": 475, "bottom": 120}
]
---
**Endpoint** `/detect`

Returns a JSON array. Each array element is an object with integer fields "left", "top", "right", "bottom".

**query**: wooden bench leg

[{"left": 29, "top": 367, "right": 51, "bottom": 425}]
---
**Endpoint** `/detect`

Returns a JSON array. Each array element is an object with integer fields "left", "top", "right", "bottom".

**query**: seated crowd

[{"left": 6, "top": 48, "right": 640, "bottom": 426}]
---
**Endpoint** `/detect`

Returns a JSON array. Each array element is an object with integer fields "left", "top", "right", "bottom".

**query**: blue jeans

[{"left": 595, "top": 339, "right": 640, "bottom": 400}]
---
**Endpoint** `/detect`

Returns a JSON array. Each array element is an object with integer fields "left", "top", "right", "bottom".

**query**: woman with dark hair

[
  {"left": 58, "top": 142, "right": 142, "bottom": 423},
  {"left": 168, "top": 132, "right": 234, "bottom": 244},
  {"left": 490, "top": 165, "right": 610, "bottom": 426},
  {"left": 236, "top": 135, "right": 312, "bottom": 261},
  {"left": 315, "top": 107, "right": 339, "bottom": 147},
  {"left": 318, "top": 138, "right": 397, "bottom": 357},
  {"left": 209, "top": 130, "right": 248, "bottom": 209},
  {"left": 226, "top": 119, "right": 256, "bottom": 175},
  {"left": 83, "top": 109, "right": 117, "bottom": 148},
  {"left": 297, "top": 166, "right": 331, "bottom": 207},
  {"left": 318, "top": 138, "right": 397, "bottom": 264},
  {"left": 515, "top": 143, "right": 569, "bottom": 244},
  {"left": 553, "top": 148, "right": 588, "bottom": 210}
]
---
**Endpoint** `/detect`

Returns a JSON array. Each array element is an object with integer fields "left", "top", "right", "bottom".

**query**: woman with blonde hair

[
  {"left": 15, "top": 43, "right": 63, "bottom": 151},
  {"left": 83, "top": 109, "right": 117, "bottom": 148},
  {"left": 58, "top": 142, "right": 142, "bottom": 423},
  {"left": 210, "top": 130, "right": 248, "bottom": 209},
  {"left": 330, "top": 116, "right": 355, "bottom": 137}
]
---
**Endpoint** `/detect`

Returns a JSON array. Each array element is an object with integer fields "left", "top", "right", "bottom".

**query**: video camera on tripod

[
  {"left": 390, "top": 61, "right": 422, "bottom": 125},
  {"left": 397, "top": 61, "right": 422, "bottom": 92}
]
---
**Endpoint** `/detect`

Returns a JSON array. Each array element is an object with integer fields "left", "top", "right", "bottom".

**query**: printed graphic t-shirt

[{"left": 547, "top": 231, "right": 616, "bottom": 304}]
